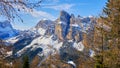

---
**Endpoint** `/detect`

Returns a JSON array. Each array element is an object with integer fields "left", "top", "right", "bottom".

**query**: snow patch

[
  {"left": 5, "top": 37, "right": 19, "bottom": 44},
  {"left": 6, "top": 51, "right": 12, "bottom": 57},
  {"left": 58, "top": 21, "right": 66, "bottom": 25},
  {"left": 89, "top": 49, "right": 95, "bottom": 57},
  {"left": 68, "top": 39, "right": 73, "bottom": 42},
  {"left": 67, "top": 61, "right": 76, "bottom": 67},
  {"left": 73, "top": 42, "right": 84, "bottom": 51},
  {"left": 70, "top": 24, "right": 80, "bottom": 27},
  {"left": 16, "top": 35, "right": 63, "bottom": 57},
  {"left": 37, "top": 28, "right": 46, "bottom": 35}
]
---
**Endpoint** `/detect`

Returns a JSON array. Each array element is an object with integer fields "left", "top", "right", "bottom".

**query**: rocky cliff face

[
  {"left": 55, "top": 10, "right": 71, "bottom": 40},
  {"left": 55, "top": 11, "right": 83, "bottom": 42},
  {"left": 25, "top": 10, "right": 95, "bottom": 43}
]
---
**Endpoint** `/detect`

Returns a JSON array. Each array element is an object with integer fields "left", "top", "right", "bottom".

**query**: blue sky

[{"left": 0, "top": 0, "right": 107, "bottom": 30}]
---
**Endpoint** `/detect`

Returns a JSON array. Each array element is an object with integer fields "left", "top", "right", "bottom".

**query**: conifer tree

[
  {"left": 23, "top": 55, "right": 29, "bottom": 68},
  {"left": 94, "top": 0, "right": 120, "bottom": 68}
]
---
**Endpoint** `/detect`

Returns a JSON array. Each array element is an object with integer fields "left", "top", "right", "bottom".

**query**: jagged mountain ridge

[{"left": 1, "top": 11, "right": 96, "bottom": 65}]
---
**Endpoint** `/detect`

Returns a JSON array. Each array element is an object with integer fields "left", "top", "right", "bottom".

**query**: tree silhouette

[{"left": 23, "top": 55, "right": 29, "bottom": 68}]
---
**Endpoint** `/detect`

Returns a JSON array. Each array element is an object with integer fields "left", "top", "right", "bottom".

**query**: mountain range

[{"left": 0, "top": 10, "right": 96, "bottom": 67}]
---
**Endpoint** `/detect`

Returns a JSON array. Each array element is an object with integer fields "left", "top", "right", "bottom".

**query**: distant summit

[
  {"left": 59, "top": 10, "right": 71, "bottom": 24},
  {"left": 0, "top": 20, "right": 19, "bottom": 39}
]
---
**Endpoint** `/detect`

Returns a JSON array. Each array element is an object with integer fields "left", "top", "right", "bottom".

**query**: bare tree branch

[{"left": 0, "top": 0, "right": 43, "bottom": 22}]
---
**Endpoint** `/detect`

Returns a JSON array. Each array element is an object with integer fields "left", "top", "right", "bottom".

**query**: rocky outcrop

[
  {"left": 55, "top": 11, "right": 84, "bottom": 42},
  {"left": 55, "top": 10, "right": 71, "bottom": 40},
  {"left": 70, "top": 14, "right": 76, "bottom": 24},
  {"left": 59, "top": 10, "right": 71, "bottom": 23},
  {"left": 35, "top": 19, "right": 55, "bottom": 36},
  {"left": 55, "top": 24, "right": 63, "bottom": 40}
]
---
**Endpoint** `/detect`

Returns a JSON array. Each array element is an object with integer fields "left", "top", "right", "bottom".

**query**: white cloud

[
  {"left": 14, "top": 4, "right": 55, "bottom": 20},
  {"left": 29, "top": 9, "right": 55, "bottom": 20},
  {"left": 44, "top": 4, "right": 74, "bottom": 11},
  {"left": 47, "top": 0, "right": 59, "bottom": 2},
  {"left": 43, "top": 0, "right": 59, "bottom": 4}
]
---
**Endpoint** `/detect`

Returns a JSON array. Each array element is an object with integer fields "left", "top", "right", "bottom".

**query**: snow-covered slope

[{"left": 15, "top": 35, "right": 63, "bottom": 57}]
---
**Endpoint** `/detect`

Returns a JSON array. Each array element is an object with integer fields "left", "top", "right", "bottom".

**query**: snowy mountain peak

[
  {"left": 0, "top": 21, "right": 19, "bottom": 39},
  {"left": 35, "top": 19, "right": 54, "bottom": 29},
  {"left": 0, "top": 20, "right": 12, "bottom": 28}
]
